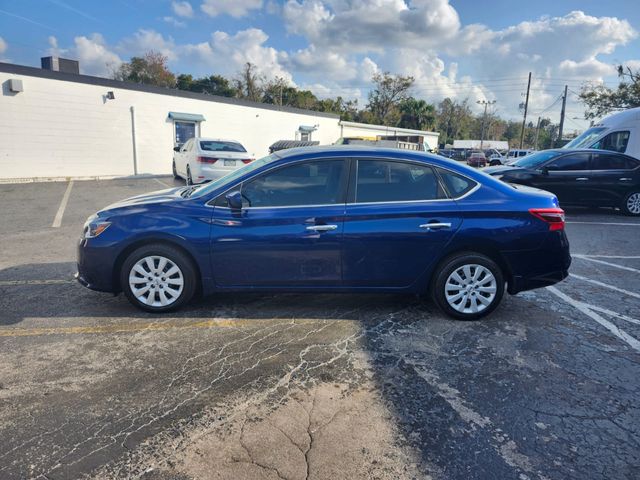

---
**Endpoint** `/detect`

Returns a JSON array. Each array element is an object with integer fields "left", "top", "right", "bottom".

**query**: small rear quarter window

[{"left": 436, "top": 168, "right": 477, "bottom": 198}]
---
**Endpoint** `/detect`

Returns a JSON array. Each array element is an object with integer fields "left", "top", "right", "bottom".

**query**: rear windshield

[{"left": 200, "top": 141, "right": 246, "bottom": 153}]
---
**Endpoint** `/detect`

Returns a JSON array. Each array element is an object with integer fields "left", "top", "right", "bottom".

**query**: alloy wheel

[
  {"left": 626, "top": 192, "right": 640, "bottom": 214},
  {"left": 444, "top": 264, "right": 497, "bottom": 314},
  {"left": 128, "top": 255, "right": 184, "bottom": 307}
]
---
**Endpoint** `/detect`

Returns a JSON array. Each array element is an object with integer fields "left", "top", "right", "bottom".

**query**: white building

[
  {"left": 452, "top": 140, "right": 509, "bottom": 151},
  {"left": 0, "top": 61, "right": 440, "bottom": 181}
]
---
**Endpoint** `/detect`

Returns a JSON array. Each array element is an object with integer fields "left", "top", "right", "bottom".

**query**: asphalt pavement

[{"left": 0, "top": 176, "right": 639, "bottom": 480}]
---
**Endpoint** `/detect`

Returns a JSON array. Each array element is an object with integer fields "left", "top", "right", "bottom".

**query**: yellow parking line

[
  {"left": 0, "top": 279, "right": 73, "bottom": 286},
  {"left": 0, "top": 318, "right": 317, "bottom": 338}
]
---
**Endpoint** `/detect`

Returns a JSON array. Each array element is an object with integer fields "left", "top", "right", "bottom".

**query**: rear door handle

[
  {"left": 575, "top": 177, "right": 589, "bottom": 181},
  {"left": 620, "top": 177, "right": 632, "bottom": 181},
  {"left": 306, "top": 224, "right": 338, "bottom": 232},
  {"left": 419, "top": 222, "right": 452, "bottom": 230}
]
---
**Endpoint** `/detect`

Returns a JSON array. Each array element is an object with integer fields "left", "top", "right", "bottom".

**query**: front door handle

[
  {"left": 419, "top": 222, "right": 452, "bottom": 230},
  {"left": 620, "top": 177, "right": 632, "bottom": 181},
  {"left": 306, "top": 224, "right": 338, "bottom": 232},
  {"left": 575, "top": 177, "right": 589, "bottom": 181}
]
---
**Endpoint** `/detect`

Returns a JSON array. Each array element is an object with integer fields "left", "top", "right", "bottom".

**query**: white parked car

[{"left": 172, "top": 137, "right": 253, "bottom": 185}]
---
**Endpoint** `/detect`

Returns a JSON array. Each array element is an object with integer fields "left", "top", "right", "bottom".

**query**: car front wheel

[
  {"left": 622, "top": 191, "right": 640, "bottom": 216},
  {"left": 431, "top": 253, "right": 505, "bottom": 320},
  {"left": 120, "top": 244, "right": 197, "bottom": 312}
]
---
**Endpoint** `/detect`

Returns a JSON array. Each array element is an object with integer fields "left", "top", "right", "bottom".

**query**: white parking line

[
  {"left": 573, "top": 255, "right": 640, "bottom": 274},
  {"left": 566, "top": 221, "right": 640, "bottom": 227},
  {"left": 547, "top": 286, "right": 640, "bottom": 353},
  {"left": 51, "top": 180, "right": 74, "bottom": 228},
  {"left": 583, "top": 304, "right": 640, "bottom": 326},
  {"left": 569, "top": 273, "right": 640, "bottom": 300},
  {"left": 574, "top": 254, "right": 640, "bottom": 259},
  {"left": 154, "top": 178, "right": 171, "bottom": 188}
]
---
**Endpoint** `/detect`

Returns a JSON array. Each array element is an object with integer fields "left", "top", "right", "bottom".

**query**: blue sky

[{"left": 1, "top": 0, "right": 639, "bottom": 129}]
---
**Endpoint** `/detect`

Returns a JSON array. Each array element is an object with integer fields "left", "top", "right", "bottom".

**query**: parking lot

[{"left": 1, "top": 176, "right": 639, "bottom": 480}]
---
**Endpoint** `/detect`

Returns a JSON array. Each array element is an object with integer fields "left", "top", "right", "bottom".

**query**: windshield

[
  {"left": 200, "top": 140, "right": 247, "bottom": 153},
  {"left": 563, "top": 127, "right": 607, "bottom": 149},
  {"left": 512, "top": 150, "right": 562, "bottom": 169},
  {"left": 190, "top": 154, "right": 278, "bottom": 198}
]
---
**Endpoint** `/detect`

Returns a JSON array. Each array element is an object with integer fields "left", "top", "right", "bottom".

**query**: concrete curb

[{"left": 0, "top": 174, "right": 173, "bottom": 185}]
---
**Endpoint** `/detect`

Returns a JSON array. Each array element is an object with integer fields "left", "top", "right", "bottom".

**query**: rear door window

[
  {"left": 355, "top": 160, "right": 446, "bottom": 203},
  {"left": 591, "top": 153, "right": 640, "bottom": 170},
  {"left": 436, "top": 168, "right": 477, "bottom": 198}
]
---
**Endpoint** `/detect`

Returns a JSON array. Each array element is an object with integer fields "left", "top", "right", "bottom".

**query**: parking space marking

[
  {"left": 0, "top": 318, "right": 324, "bottom": 338},
  {"left": 154, "top": 178, "right": 172, "bottom": 188},
  {"left": 0, "top": 279, "right": 73, "bottom": 286},
  {"left": 566, "top": 221, "right": 640, "bottom": 227},
  {"left": 573, "top": 255, "right": 640, "bottom": 273},
  {"left": 547, "top": 286, "right": 640, "bottom": 353},
  {"left": 569, "top": 273, "right": 640, "bottom": 300},
  {"left": 51, "top": 180, "right": 74, "bottom": 228},
  {"left": 575, "top": 254, "right": 640, "bottom": 259},
  {"left": 583, "top": 304, "right": 640, "bottom": 326}
]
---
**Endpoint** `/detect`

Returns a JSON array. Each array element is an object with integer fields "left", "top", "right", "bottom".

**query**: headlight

[{"left": 84, "top": 220, "right": 111, "bottom": 238}]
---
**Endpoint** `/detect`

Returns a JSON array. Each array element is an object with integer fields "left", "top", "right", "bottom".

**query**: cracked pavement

[{"left": 1, "top": 177, "right": 639, "bottom": 479}]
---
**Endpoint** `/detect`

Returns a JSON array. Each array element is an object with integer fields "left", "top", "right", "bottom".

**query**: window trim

[{"left": 207, "top": 155, "right": 480, "bottom": 208}]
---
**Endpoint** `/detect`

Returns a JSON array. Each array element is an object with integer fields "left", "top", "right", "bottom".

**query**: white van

[{"left": 564, "top": 107, "right": 640, "bottom": 159}]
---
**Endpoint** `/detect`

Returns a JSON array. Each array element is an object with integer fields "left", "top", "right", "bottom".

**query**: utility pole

[
  {"left": 477, "top": 100, "right": 496, "bottom": 150},
  {"left": 556, "top": 85, "right": 568, "bottom": 147},
  {"left": 519, "top": 72, "right": 532, "bottom": 149},
  {"left": 534, "top": 116, "right": 541, "bottom": 150}
]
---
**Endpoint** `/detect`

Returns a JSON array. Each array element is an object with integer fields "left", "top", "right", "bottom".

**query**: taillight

[
  {"left": 529, "top": 208, "right": 565, "bottom": 231},
  {"left": 197, "top": 156, "right": 217, "bottom": 164},
  {"left": 241, "top": 158, "right": 254, "bottom": 164}
]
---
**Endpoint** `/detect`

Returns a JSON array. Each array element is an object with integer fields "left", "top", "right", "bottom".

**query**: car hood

[
  {"left": 98, "top": 187, "right": 185, "bottom": 215},
  {"left": 484, "top": 165, "right": 523, "bottom": 175}
]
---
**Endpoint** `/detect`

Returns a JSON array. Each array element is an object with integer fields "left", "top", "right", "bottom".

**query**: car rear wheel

[
  {"left": 172, "top": 161, "right": 179, "bottom": 179},
  {"left": 431, "top": 253, "right": 505, "bottom": 320},
  {"left": 622, "top": 191, "right": 640, "bottom": 216},
  {"left": 120, "top": 244, "right": 197, "bottom": 313}
]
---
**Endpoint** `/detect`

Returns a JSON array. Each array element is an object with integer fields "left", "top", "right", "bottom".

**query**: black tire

[
  {"left": 430, "top": 252, "right": 505, "bottom": 321},
  {"left": 120, "top": 243, "right": 197, "bottom": 313},
  {"left": 621, "top": 191, "right": 640, "bottom": 216},
  {"left": 172, "top": 161, "right": 179, "bottom": 179},
  {"left": 186, "top": 166, "right": 193, "bottom": 185}
]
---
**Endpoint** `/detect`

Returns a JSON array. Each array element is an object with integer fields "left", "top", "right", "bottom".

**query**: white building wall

[{"left": 0, "top": 71, "right": 341, "bottom": 179}]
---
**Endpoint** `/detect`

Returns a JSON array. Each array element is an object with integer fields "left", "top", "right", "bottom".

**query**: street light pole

[{"left": 477, "top": 100, "right": 496, "bottom": 150}]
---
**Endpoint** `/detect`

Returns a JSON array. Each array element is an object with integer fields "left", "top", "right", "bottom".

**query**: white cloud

[
  {"left": 163, "top": 16, "right": 186, "bottom": 27},
  {"left": 182, "top": 28, "right": 293, "bottom": 82},
  {"left": 200, "top": 0, "right": 263, "bottom": 18},
  {"left": 118, "top": 29, "right": 177, "bottom": 61},
  {"left": 172, "top": 1, "right": 194, "bottom": 17},
  {"left": 47, "top": 34, "right": 122, "bottom": 76},
  {"left": 283, "top": 0, "right": 460, "bottom": 53}
]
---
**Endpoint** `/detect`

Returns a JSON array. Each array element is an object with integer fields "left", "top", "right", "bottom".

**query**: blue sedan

[{"left": 77, "top": 146, "right": 571, "bottom": 320}]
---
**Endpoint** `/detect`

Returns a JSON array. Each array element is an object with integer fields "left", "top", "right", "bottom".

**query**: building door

[{"left": 175, "top": 121, "right": 197, "bottom": 147}]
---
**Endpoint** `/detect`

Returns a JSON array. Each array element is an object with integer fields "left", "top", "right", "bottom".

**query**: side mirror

[
  {"left": 226, "top": 190, "right": 243, "bottom": 210},
  {"left": 539, "top": 166, "right": 549, "bottom": 175},
  {"left": 173, "top": 146, "right": 181, "bottom": 152}
]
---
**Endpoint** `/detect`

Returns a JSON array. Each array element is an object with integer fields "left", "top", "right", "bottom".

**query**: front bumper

[{"left": 76, "top": 238, "right": 118, "bottom": 293}]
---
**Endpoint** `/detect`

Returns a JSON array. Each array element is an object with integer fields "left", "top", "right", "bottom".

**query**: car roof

[{"left": 195, "top": 137, "right": 244, "bottom": 143}]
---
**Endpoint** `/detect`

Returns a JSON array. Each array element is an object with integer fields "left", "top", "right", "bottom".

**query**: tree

[
  {"left": 367, "top": 72, "right": 415, "bottom": 125},
  {"left": 233, "top": 62, "right": 265, "bottom": 102},
  {"left": 114, "top": 51, "right": 176, "bottom": 88},
  {"left": 398, "top": 98, "right": 436, "bottom": 130},
  {"left": 435, "top": 98, "right": 473, "bottom": 146},
  {"left": 580, "top": 64, "right": 640, "bottom": 119},
  {"left": 176, "top": 74, "right": 236, "bottom": 97}
]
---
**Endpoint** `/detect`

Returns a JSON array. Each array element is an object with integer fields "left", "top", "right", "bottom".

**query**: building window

[
  {"left": 175, "top": 121, "right": 197, "bottom": 147},
  {"left": 300, "top": 131, "right": 311, "bottom": 141}
]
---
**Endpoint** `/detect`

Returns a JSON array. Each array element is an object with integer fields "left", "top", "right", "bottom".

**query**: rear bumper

[{"left": 504, "top": 231, "right": 571, "bottom": 294}]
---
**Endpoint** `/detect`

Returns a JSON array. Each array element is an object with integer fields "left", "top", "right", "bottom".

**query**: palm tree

[{"left": 399, "top": 98, "right": 436, "bottom": 131}]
